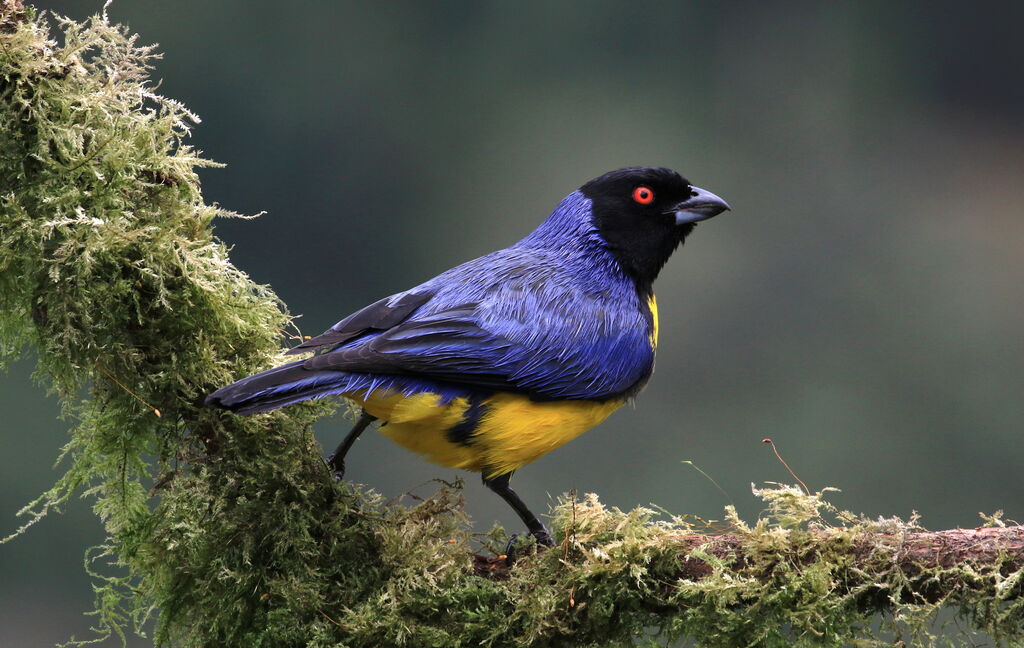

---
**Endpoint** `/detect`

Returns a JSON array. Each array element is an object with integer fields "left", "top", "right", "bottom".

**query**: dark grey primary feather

[{"left": 285, "top": 290, "right": 434, "bottom": 355}]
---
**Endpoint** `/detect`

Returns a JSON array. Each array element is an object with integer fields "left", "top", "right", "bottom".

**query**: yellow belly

[{"left": 345, "top": 389, "right": 623, "bottom": 477}]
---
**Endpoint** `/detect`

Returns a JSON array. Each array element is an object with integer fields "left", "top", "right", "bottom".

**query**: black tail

[{"left": 205, "top": 360, "right": 346, "bottom": 415}]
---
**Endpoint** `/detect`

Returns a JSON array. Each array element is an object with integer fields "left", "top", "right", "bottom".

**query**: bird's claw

[
  {"left": 501, "top": 534, "right": 522, "bottom": 566},
  {"left": 533, "top": 528, "right": 555, "bottom": 547},
  {"left": 325, "top": 454, "right": 345, "bottom": 482},
  {"left": 502, "top": 527, "right": 555, "bottom": 565}
]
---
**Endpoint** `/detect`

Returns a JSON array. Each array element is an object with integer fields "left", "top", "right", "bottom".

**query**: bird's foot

[
  {"left": 502, "top": 526, "right": 555, "bottom": 565},
  {"left": 506, "top": 533, "right": 523, "bottom": 555},
  {"left": 502, "top": 534, "right": 521, "bottom": 566},
  {"left": 533, "top": 527, "right": 555, "bottom": 547},
  {"left": 325, "top": 454, "right": 345, "bottom": 482}
]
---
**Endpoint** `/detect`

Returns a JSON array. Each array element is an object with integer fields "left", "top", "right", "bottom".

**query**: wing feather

[
  {"left": 302, "top": 282, "right": 655, "bottom": 400},
  {"left": 286, "top": 290, "right": 434, "bottom": 355}
]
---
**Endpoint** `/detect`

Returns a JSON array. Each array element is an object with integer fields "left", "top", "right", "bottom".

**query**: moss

[{"left": 1, "top": 5, "right": 1022, "bottom": 647}]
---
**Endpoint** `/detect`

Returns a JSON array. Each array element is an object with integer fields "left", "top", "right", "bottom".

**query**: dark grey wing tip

[
  {"left": 204, "top": 381, "right": 247, "bottom": 410},
  {"left": 285, "top": 289, "right": 436, "bottom": 355}
]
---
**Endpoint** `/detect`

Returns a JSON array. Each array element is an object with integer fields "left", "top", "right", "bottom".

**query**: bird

[{"left": 206, "top": 166, "right": 730, "bottom": 546}]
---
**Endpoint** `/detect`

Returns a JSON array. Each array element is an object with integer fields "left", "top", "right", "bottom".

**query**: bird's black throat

[
  {"left": 593, "top": 214, "right": 694, "bottom": 292},
  {"left": 580, "top": 166, "right": 699, "bottom": 293}
]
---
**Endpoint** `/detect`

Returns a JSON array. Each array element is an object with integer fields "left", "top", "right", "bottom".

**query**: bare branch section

[{"left": 1, "top": 4, "right": 1022, "bottom": 647}]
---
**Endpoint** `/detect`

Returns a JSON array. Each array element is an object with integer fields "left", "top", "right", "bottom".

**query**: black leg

[
  {"left": 326, "top": 410, "right": 375, "bottom": 481},
  {"left": 482, "top": 471, "right": 554, "bottom": 547}
]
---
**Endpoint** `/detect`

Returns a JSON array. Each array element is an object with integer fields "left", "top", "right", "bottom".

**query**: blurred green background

[{"left": 3, "top": 1, "right": 1023, "bottom": 645}]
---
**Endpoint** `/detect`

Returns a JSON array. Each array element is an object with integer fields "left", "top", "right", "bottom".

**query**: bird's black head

[{"left": 581, "top": 166, "right": 729, "bottom": 291}]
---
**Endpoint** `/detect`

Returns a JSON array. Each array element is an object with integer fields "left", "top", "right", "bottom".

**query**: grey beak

[{"left": 671, "top": 186, "right": 731, "bottom": 225}]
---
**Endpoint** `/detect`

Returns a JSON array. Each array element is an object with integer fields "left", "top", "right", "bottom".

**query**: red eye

[{"left": 632, "top": 186, "right": 654, "bottom": 205}]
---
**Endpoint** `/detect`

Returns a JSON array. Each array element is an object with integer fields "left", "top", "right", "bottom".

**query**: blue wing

[
  {"left": 208, "top": 246, "right": 657, "bottom": 413},
  {"left": 303, "top": 253, "right": 656, "bottom": 400}
]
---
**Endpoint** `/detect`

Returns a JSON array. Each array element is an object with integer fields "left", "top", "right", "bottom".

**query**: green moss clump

[{"left": 2, "top": 5, "right": 1022, "bottom": 647}]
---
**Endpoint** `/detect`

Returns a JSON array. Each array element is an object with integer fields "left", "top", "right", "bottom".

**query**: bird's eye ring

[{"left": 632, "top": 186, "right": 654, "bottom": 205}]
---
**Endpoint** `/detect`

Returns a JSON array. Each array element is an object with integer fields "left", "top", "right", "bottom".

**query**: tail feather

[
  {"left": 205, "top": 360, "right": 349, "bottom": 415},
  {"left": 206, "top": 361, "right": 477, "bottom": 416}
]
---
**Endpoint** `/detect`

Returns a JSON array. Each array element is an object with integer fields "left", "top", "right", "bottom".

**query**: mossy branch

[
  {"left": 629, "top": 523, "right": 1024, "bottom": 604},
  {"left": 1, "top": 4, "right": 1022, "bottom": 647}
]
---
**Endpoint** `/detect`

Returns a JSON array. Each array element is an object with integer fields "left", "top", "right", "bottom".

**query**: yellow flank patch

[
  {"left": 647, "top": 294, "right": 659, "bottom": 348},
  {"left": 347, "top": 389, "right": 482, "bottom": 471},
  {"left": 473, "top": 393, "right": 623, "bottom": 476},
  {"left": 343, "top": 389, "right": 624, "bottom": 476}
]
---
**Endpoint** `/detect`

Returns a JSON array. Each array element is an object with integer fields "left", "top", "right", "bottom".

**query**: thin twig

[
  {"left": 318, "top": 609, "right": 343, "bottom": 628},
  {"left": 96, "top": 364, "right": 161, "bottom": 417},
  {"left": 762, "top": 438, "right": 809, "bottom": 495},
  {"left": 682, "top": 459, "right": 734, "bottom": 507}
]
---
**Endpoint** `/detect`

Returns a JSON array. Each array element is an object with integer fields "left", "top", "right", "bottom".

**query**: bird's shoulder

[{"left": 429, "top": 246, "right": 651, "bottom": 324}]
